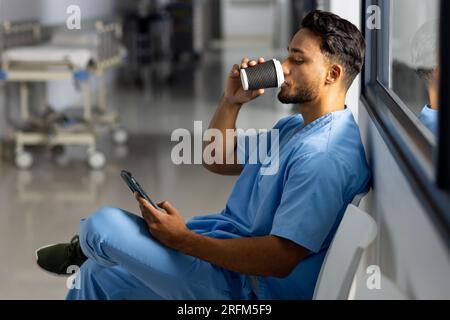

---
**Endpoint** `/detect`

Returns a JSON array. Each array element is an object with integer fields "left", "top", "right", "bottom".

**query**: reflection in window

[
  {"left": 412, "top": 20, "right": 439, "bottom": 136},
  {"left": 389, "top": 0, "right": 440, "bottom": 137}
]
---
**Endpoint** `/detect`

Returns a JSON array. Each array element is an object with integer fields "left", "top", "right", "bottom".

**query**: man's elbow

[
  {"left": 262, "top": 259, "right": 298, "bottom": 278},
  {"left": 202, "top": 161, "right": 242, "bottom": 176},
  {"left": 202, "top": 162, "right": 223, "bottom": 175},
  {"left": 268, "top": 241, "right": 308, "bottom": 278},
  {"left": 272, "top": 265, "right": 296, "bottom": 279}
]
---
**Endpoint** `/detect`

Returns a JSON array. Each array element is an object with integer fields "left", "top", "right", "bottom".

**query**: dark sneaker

[{"left": 36, "top": 235, "right": 87, "bottom": 276}]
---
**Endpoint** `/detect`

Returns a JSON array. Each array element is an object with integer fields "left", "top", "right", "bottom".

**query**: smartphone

[{"left": 120, "top": 170, "right": 160, "bottom": 210}]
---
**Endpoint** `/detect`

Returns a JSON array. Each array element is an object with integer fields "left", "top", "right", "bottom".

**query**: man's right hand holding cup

[{"left": 223, "top": 57, "right": 266, "bottom": 107}]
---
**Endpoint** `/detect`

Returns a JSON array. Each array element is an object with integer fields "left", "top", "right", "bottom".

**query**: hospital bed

[{"left": 0, "top": 19, "right": 128, "bottom": 169}]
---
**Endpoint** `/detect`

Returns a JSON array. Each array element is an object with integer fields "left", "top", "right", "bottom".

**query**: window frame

[{"left": 361, "top": 0, "right": 450, "bottom": 245}]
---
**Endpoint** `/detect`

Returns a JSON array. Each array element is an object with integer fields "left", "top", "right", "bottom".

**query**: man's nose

[{"left": 281, "top": 59, "right": 290, "bottom": 76}]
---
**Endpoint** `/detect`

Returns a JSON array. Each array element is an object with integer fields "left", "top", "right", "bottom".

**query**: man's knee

[{"left": 82, "top": 206, "right": 129, "bottom": 241}]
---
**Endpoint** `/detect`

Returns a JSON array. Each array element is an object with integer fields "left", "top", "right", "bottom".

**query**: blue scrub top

[
  {"left": 419, "top": 105, "right": 438, "bottom": 135},
  {"left": 187, "top": 107, "right": 372, "bottom": 300}
]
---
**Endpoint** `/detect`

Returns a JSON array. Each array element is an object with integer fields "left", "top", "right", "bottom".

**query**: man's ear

[{"left": 325, "top": 64, "right": 343, "bottom": 85}]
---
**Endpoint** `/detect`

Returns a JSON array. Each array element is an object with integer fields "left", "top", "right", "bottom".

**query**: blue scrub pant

[{"left": 65, "top": 207, "right": 254, "bottom": 300}]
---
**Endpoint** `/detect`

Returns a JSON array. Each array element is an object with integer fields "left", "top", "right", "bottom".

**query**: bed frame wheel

[
  {"left": 112, "top": 128, "right": 128, "bottom": 145},
  {"left": 88, "top": 151, "right": 106, "bottom": 170},
  {"left": 15, "top": 151, "right": 33, "bottom": 170}
]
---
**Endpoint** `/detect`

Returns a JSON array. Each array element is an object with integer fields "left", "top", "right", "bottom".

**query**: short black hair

[
  {"left": 301, "top": 10, "right": 366, "bottom": 89},
  {"left": 416, "top": 68, "right": 435, "bottom": 86}
]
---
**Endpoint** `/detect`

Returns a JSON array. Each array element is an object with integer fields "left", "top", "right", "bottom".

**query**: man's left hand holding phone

[
  {"left": 120, "top": 170, "right": 191, "bottom": 250},
  {"left": 120, "top": 170, "right": 161, "bottom": 210}
]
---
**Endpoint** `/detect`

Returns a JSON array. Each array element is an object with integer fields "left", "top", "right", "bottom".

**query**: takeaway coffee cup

[{"left": 240, "top": 59, "right": 284, "bottom": 91}]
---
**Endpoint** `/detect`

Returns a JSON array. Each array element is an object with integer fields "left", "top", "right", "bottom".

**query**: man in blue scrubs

[
  {"left": 412, "top": 20, "right": 440, "bottom": 136},
  {"left": 36, "top": 10, "right": 371, "bottom": 300}
]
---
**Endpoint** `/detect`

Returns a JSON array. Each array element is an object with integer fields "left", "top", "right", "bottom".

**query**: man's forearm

[
  {"left": 208, "top": 95, "right": 242, "bottom": 133},
  {"left": 203, "top": 96, "right": 243, "bottom": 174},
  {"left": 174, "top": 230, "right": 307, "bottom": 278}
]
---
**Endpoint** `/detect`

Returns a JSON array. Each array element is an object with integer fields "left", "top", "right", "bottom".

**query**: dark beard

[{"left": 278, "top": 86, "right": 317, "bottom": 104}]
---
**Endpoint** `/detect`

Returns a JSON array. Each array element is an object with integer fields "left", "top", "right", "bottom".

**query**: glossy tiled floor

[{"left": 0, "top": 48, "right": 292, "bottom": 299}]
